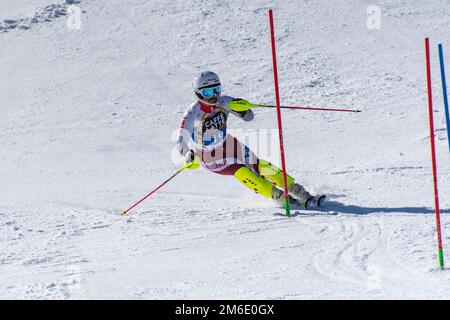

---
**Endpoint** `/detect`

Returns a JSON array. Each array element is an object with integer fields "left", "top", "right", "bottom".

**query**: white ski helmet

[{"left": 193, "top": 71, "right": 221, "bottom": 106}]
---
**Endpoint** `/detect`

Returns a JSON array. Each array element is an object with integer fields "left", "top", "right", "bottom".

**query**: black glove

[
  {"left": 184, "top": 150, "right": 195, "bottom": 163},
  {"left": 184, "top": 150, "right": 200, "bottom": 170}
]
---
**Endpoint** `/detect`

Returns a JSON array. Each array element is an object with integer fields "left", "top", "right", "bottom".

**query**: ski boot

[
  {"left": 314, "top": 195, "right": 327, "bottom": 208},
  {"left": 289, "top": 183, "right": 327, "bottom": 208},
  {"left": 271, "top": 187, "right": 313, "bottom": 209},
  {"left": 288, "top": 183, "right": 314, "bottom": 206},
  {"left": 258, "top": 160, "right": 315, "bottom": 207}
]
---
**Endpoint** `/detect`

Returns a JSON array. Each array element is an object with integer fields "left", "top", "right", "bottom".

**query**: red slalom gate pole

[
  {"left": 425, "top": 37, "right": 444, "bottom": 269},
  {"left": 268, "top": 10, "right": 290, "bottom": 216}
]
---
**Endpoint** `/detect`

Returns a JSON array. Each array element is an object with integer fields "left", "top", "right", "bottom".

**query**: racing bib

[{"left": 194, "top": 108, "right": 228, "bottom": 148}]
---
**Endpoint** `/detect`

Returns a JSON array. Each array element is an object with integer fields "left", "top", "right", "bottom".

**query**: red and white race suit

[{"left": 177, "top": 96, "right": 258, "bottom": 175}]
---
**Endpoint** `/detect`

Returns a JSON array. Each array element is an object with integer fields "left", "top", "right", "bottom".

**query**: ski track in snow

[{"left": 1, "top": 0, "right": 450, "bottom": 299}]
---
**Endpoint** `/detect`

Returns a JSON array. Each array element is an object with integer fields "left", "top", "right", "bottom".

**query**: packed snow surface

[
  {"left": 0, "top": 0, "right": 449, "bottom": 299},
  {"left": 0, "top": 1, "right": 54, "bottom": 19}
]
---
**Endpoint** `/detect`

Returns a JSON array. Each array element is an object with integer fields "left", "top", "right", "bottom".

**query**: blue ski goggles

[{"left": 200, "top": 85, "right": 221, "bottom": 98}]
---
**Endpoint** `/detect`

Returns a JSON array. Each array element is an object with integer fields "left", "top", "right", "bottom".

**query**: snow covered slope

[
  {"left": 0, "top": 0, "right": 81, "bottom": 32},
  {"left": 0, "top": 1, "right": 53, "bottom": 19},
  {"left": 0, "top": 0, "right": 449, "bottom": 299}
]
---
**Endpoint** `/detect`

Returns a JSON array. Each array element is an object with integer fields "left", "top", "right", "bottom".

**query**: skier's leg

[
  {"left": 203, "top": 161, "right": 274, "bottom": 199},
  {"left": 233, "top": 166, "right": 273, "bottom": 198},
  {"left": 258, "top": 159, "right": 294, "bottom": 188},
  {"left": 198, "top": 135, "right": 318, "bottom": 208},
  {"left": 233, "top": 166, "right": 306, "bottom": 208},
  {"left": 258, "top": 159, "right": 314, "bottom": 205}
]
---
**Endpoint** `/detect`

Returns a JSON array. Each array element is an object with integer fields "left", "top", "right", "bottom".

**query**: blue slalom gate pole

[{"left": 438, "top": 44, "right": 450, "bottom": 154}]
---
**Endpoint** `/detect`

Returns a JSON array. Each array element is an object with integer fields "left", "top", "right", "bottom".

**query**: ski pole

[
  {"left": 252, "top": 103, "right": 361, "bottom": 113},
  {"left": 228, "top": 99, "right": 361, "bottom": 113},
  {"left": 121, "top": 163, "right": 190, "bottom": 216}
]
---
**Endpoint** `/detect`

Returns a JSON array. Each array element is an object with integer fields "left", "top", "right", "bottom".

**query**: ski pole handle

[{"left": 228, "top": 99, "right": 254, "bottom": 112}]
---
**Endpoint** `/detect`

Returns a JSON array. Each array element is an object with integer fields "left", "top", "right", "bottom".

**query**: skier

[{"left": 177, "top": 71, "right": 325, "bottom": 209}]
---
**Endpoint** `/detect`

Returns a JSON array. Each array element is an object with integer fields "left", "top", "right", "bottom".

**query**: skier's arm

[
  {"left": 177, "top": 110, "right": 200, "bottom": 170},
  {"left": 233, "top": 108, "right": 254, "bottom": 121},
  {"left": 176, "top": 110, "right": 195, "bottom": 158}
]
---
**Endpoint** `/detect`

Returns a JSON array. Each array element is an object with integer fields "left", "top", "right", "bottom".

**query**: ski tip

[
  {"left": 121, "top": 210, "right": 127, "bottom": 216},
  {"left": 355, "top": 109, "right": 362, "bottom": 113}
]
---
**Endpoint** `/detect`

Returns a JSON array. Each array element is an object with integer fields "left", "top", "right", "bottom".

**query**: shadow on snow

[{"left": 273, "top": 200, "right": 450, "bottom": 217}]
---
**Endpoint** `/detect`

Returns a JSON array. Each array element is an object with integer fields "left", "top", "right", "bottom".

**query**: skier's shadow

[
  {"left": 274, "top": 199, "right": 450, "bottom": 217},
  {"left": 323, "top": 201, "right": 450, "bottom": 215}
]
